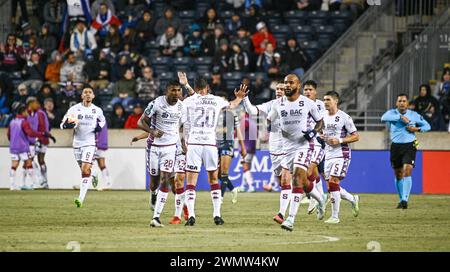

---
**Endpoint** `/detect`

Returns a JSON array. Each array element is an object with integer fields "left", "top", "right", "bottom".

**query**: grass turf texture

[{"left": 1, "top": 190, "right": 449, "bottom": 252}]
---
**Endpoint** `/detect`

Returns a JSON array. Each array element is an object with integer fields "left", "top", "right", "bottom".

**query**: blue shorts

[{"left": 218, "top": 140, "right": 234, "bottom": 157}]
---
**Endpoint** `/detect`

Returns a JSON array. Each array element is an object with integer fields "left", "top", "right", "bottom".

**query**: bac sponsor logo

[
  {"left": 78, "top": 114, "right": 83, "bottom": 120},
  {"left": 186, "top": 165, "right": 198, "bottom": 171},
  {"left": 290, "top": 109, "right": 303, "bottom": 116},
  {"left": 326, "top": 124, "right": 338, "bottom": 130},
  {"left": 162, "top": 112, "right": 169, "bottom": 118},
  {"left": 281, "top": 110, "right": 288, "bottom": 117}
]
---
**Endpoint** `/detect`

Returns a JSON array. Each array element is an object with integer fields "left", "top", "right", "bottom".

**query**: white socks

[
  {"left": 211, "top": 184, "right": 222, "bottom": 218},
  {"left": 101, "top": 168, "right": 111, "bottom": 187},
  {"left": 9, "top": 168, "right": 16, "bottom": 188},
  {"left": 153, "top": 189, "right": 169, "bottom": 219},
  {"left": 185, "top": 186, "right": 196, "bottom": 218},
  {"left": 79, "top": 175, "right": 91, "bottom": 203},
  {"left": 330, "top": 191, "right": 341, "bottom": 219},
  {"left": 279, "top": 185, "right": 292, "bottom": 216},
  {"left": 174, "top": 191, "right": 185, "bottom": 218},
  {"left": 340, "top": 186, "right": 355, "bottom": 204},
  {"left": 287, "top": 188, "right": 305, "bottom": 223}
]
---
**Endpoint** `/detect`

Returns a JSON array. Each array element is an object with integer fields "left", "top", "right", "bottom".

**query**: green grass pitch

[{"left": 1, "top": 190, "right": 449, "bottom": 252}]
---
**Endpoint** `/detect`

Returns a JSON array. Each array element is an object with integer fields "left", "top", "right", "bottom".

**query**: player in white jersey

[
  {"left": 183, "top": 76, "right": 247, "bottom": 226},
  {"left": 302, "top": 80, "right": 327, "bottom": 214},
  {"left": 267, "top": 74, "right": 326, "bottom": 231},
  {"left": 321, "top": 91, "right": 360, "bottom": 224},
  {"left": 60, "top": 86, "right": 106, "bottom": 208},
  {"left": 240, "top": 82, "right": 292, "bottom": 223},
  {"left": 138, "top": 80, "right": 185, "bottom": 227}
]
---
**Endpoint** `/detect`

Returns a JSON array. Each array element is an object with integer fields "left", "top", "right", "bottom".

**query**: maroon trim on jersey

[
  {"left": 151, "top": 143, "right": 177, "bottom": 147},
  {"left": 187, "top": 143, "right": 218, "bottom": 147},
  {"left": 185, "top": 169, "right": 200, "bottom": 173},
  {"left": 294, "top": 162, "right": 308, "bottom": 169}
]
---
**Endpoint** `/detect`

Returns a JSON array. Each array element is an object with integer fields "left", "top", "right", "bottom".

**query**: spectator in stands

[
  {"left": 11, "top": 0, "right": 29, "bottom": 25},
  {"left": 253, "top": 75, "right": 271, "bottom": 103},
  {"left": 19, "top": 22, "right": 35, "bottom": 46},
  {"left": 37, "top": 84, "right": 56, "bottom": 106},
  {"left": 252, "top": 22, "right": 276, "bottom": 55},
  {"left": 133, "top": 57, "right": 150, "bottom": 78},
  {"left": 158, "top": 26, "right": 185, "bottom": 57},
  {"left": 70, "top": 20, "right": 98, "bottom": 58},
  {"left": 225, "top": 0, "right": 246, "bottom": 10},
  {"left": 37, "top": 24, "right": 57, "bottom": 59},
  {"left": 111, "top": 54, "right": 131, "bottom": 82},
  {"left": 209, "top": 66, "right": 228, "bottom": 94},
  {"left": 167, "top": 0, "right": 196, "bottom": 11},
  {"left": 245, "top": 0, "right": 263, "bottom": 10},
  {"left": 256, "top": 43, "right": 275, "bottom": 72},
  {"left": 436, "top": 69, "right": 450, "bottom": 100},
  {"left": 60, "top": 52, "right": 86, "bottom": 83},
  {"left": 92, "top": 3, "right": 123, "bottom": 38},
  {"left": 414, "top": 84, "right": 440, "bottom": 117},
  {"left": 296, "top": 0, "right": 323, "bottom": 11},
  {"left": 86, "top": 49, "right": 112, "bottom": 89},
  {"left": 229, "top": 42, "right": 250, "bottom": 72},
  {"left": 122, "top": 0, "right": 147, "bottom": 20},
  {"left": 43, "top": 0, "right": 67, "bottom": 36},
  {"left": 136, "top": 10, "right": 157, "bottom": 42},
  {"left": 267, "top": 52, "right": 286, "bottom": 79},
  {"left": 243, "top": 4, "right": 264, "bottom": 34},
  {"left": 198, "top": 7, "right": 223, "bottom": 37},
  {"left": 111, "top": 68, "right": 137, "bottom": 107},
  {"left": 135, "top": 66, "right": 160, "bottom": 105},
  {"left": 184, "top": 23, "right": 204, "bottom": 58},
  {"left": 45, "top": 50, "right": 63, "bottom": 87},
  {"left": 123, "top": 27, "right": 142, "bottom": 52},
  {"left": 124, "top": 103, "right": 143, "bottom": 129},
  {"left": 328, "top": 0, "right": 342, "bottom": 11},
  {"left": 109, "top": 103, "right": 128, "bottom": 128},
  {"left": 341, "top": 0, "right": 365, "bottom": 19},
  {"left": 0, "top": 34, "right": 24, "bottom": 73},
  {"left": 202, "top": 24, "right": 228, "bottom": 57},
  {"left": 22, "top": 36, "right": 44, "bottom": 63},
  {"left": 22, "top": 52, "right": 46, "bottom": 92},
  {"left": 103, "top": 25, "right": 123, "bottom": 54},
  {"left": 441, "top": 94, "right": 450, "bottom": 129},
  {"left": 91, "top": 0, "right": 116, "bottom": 18},
  {"left": 423, "top": 104, "right": 446, "bottom": 131},
  {"left": 14, "top": 84, "right": 30, "bottom": 105},
  {"left": 154, "top": 7, "right": 182, "bottom": 36},
  {"left": 231, "top": 26, "right": 253, "bottom": 54},
  {"left": 213, "top": 39, "right": 232, "bottom": 73},
  {"left": 282, "top": 37, "right": 309, "bottom": 74},
  {"left": 225, "top": 12, "right": 244, "bottom": 37},
  {"left": 43, "top": 98, "right": 60, "bottom": 128},
  {"left": 55, "top": 81, "right": 81, "bottom": 117}
]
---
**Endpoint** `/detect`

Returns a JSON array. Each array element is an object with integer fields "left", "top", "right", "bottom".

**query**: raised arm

[
  {"left": 178, "top": 72, "right": 195, "bottom": 96},
  {"left": 229, "top": 84, "right": 248, "bottom": 109}
]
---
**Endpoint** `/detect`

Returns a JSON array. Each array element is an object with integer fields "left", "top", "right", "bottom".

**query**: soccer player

[
  {"left": 216, "top": 92, "right": 247, "bottom": 204},
  {"left": 302, "top": 80, "right": 327, "bottom": 214},
  {"left": 138, "top": 80, "right": 185, "bottom": 228},
  {"left": 182, "top": 77, "right": 246, "bottom": 226},
  {"left": 8, "top": 104, "right": 54, "bottom": 190},
  {"left": 60, "top": 86, "right": 106, "bottom": 208},
  {"left": 240, "top": 82, "right": 287, "bottom": 222},
  {"left": 321, "top": 91, "right": 360, "bottom": 224},
  {"left": 238, "top": 112, "right": 257, "bottom": 193},
  {"left": 267, "top": 74, "right": 325, "bottom": 231},
  {"left": 94, "top": 122, "right": 112, "bottom": 190},
  {"left": 26, "top": 97, "right": 52, "bottom": 189},
  {"left": 381, "top": 93, "right": 430, "bottom": 209}
]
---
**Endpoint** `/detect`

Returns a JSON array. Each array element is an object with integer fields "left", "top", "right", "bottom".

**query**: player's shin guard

[
  {"left": 210, "top": 183, "right": 221, "bottom": 218},
  {"left": 304, "top": 181, "right": 323, "bottom": 204},
  {"left": 329, "top": 183, "right": 341, "bottom": 219},
  {"left": 395, "top": 178, "right": 404, "bottom": 201},
  {"left": 340, "top": 186, "right": 355, "bottom": 203},
  {"left": 79, "top": 173, "right": 91, "bottom": 203},
  {"left": 185, "top": 185, "right": 196, "bottom": 218},
  {"left": 402, "top": 176, "right": 412, "bottom": 202},
  {"left": 153, "top": 187, "right": 169, "bottom": 219},
  {"left": 287, "top": 187, "right": 305, "bottom": 223},
  {"left": 279, "top": 184, "right": 292, "bottom": 216},
  {"left": 174, "top": 188, "right": 185, "bottom": 218}
]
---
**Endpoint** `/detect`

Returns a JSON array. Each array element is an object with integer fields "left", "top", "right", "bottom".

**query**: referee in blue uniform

[{"left": 381, "top": 93, "right": 431, "bottom": 209}]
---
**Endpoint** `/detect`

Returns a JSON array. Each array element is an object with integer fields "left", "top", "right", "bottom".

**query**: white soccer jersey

[
  {"left": 323, "top": 110, "right": 357, "bottom": 160},
  {"left": 268, "top": 95, "right": 322, "bottom": 152},
  {"left": 144, "top": 96, "right": 184, "bottom": 146},
  {"left": 183, "top": 94, "right": 229, "bottom": 145},
  {"left": 61, "top": 103, "right": 106, "bottom": 148},
  {"left": 307, "top": 99, "right": 326, "bottom": 147},
  {"left": 181, "top": 92, "right": 200, "bottom": 142}
]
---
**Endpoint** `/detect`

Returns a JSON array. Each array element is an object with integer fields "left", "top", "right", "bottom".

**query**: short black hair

[
  {"left": 166, "top": 80, "right": 181, "bottom": 90},
  {"left": 325, "top": 91, "right": 340, "bottom": 101},
  {"left": 303, "top": 80, "right": 317, "bottom": 89},
  {"left": 194, "top": 76, "right": 208, "bottom": 90},
  {"left": 397, "top": 93, "right": 409, "bottom": 100}
]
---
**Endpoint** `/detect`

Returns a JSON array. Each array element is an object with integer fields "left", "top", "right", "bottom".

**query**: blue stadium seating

[{"left": 314, "top": 25, "right": 336, "bottom": 40}]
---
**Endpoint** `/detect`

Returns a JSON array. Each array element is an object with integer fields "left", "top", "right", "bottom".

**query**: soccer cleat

[
  {"left": 214, "top": 216, "right": 224, "bottom": 225},
  {"left": 169, "top": 216, "right": 181, "bottom": 225},
  {"left": 316, "top": 200, "right": 325, "bottom": 220},
  {"left": 91, "top": 174, "right": 98, "bottom": 188},
  {"left": 273, "top": 213, "right": 284, "bottom": 224},
  {"left": 185, "top": 216, "right": 196, "bottom": 226},
  {"left": 74, "top": 198, "right": 82, "bottom": 208},
  {"left": 10, "top": 186, "right": 20, "bottom": 191},
  {"left": 183, "top": 205, "right": 189, "bottom": 221},
  {"left": 231, "top": 187, "right": 238, "bottom": 204},
  {"left": 396, "top": 202, "right": 403, "bottom": 209},
  {"left": 281, "top": 218, "right": 294, "bottom": 231},
  {"left": 307, "top": 198, "right": 317, "bottom": 214},
  {"left": 41, "top": 182, "right": 49, "bottom": 189},
  {"left": 247, "top": 186, "right": 255, "bottom": 193},
  {"left": 324, "top": 217, "right": 340, "bottom": 224},
  {"left": 98, "top": 182, "right": 112, "bottom": 191},
  {"left": 150, "top": 217, "right": 164, "bottom": 227},
  {"left": 352, "top": 195, "right": 360, "bottom": 217},
  {"left": 401, "top": 200, "right": 408, "bottom": 209},
  {"left": 263, "top": 184, "right": 273, "bottom": 192}
]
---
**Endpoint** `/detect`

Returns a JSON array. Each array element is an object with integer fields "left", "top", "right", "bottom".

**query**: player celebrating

[
  {"left": 238, "top": 111, "right": 258, "bottom": 193},
  {"left": 239, "top": 82, "right": 288, "bottom": 221},
  {"left": 302, "top": 80, "right": 327, "bottom": 214},
  {"left": 60, "top": 86, "right": 106, "bottom": 208},
  {"left": 321, "top": 91, "right": 360, "bottom": 224},
  {"left": 381, "top": 94, "right": 430, "bottom": 209},
  {"left": 267, "top": 74, "right": 325, "bottom": 231},
  {"left": 138, "top": 80, "right": 185, "bottom": 228},
  {"left": 8, "top": 104, "right": 54, "bottom": 190},
  {"left": 183, "top": 77, "right": 246, "bottom": 226},
  {"left": 94, "top": 122, "right": 112, "bottom": 190}
]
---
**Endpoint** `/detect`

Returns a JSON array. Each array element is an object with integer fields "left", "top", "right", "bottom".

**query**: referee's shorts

[{"left": 390, "top": 142, "right": 417, "bottom": 169}]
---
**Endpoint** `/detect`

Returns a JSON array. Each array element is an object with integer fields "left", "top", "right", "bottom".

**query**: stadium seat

[
  {"left": 223, "top": 72, "right": 245, "bottom": 81},
  {"left": 98, "top": 88, "right": 113, "bottom": 97},
  {"left": 330, "top": 10, "right": 353, "bottom": 26},
  {"left": 272, "top": 24, "right": 292, "bottom": 35},
  {"left": 194, "top": 57, "right": 213, "bottom": 74},
  {"left": 152, "top": 56, "right": 173, "bottom": 72},
  {"left": 267, "top": 18, "right": 283, "bottom": 28},
  {"left": 291, "top": 25, "right": 314, "bottom": 35},
  {"left": 296, "top": 33, "right": 313, "bottom": 41},
  {"left": 334, "top": 23, "right": 348, "bottom": 35},
  {"left": 248, "top": 72, "right": 268, "bottom": 81},
  {"left": 299, "top": 40, "right": 320, "bottom": 50},
  {"left": 220, "top": 10, "right": 234, "bottom": 20},
  {"left": 145, "top": 40, "right": 159, "bottom": 50},
  {"left": 273, "top": 33, "right": 287, "bottom": 43},
  {"left": 314, "top": 25, "right": 336, "bottom": 40},
  {"left": 179, "top": 10, "right": 197, "bottom": 19},
  {"left": 196, "top": 3, "right": 210, "bottom": 15},
  {"left": 308, "top": 10, "right": 329, "bottom": 19},
  {"left": 287, "top": 18, "right": 306, "bottom": 27},
  {"left": 283, "top": 10, "right": 307, "bottom": 20},
  {"left": 318, "top": 37, "right": 333, "bottom": 48}
]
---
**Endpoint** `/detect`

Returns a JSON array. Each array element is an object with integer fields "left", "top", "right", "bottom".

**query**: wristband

[{"left": 339, "top": 138, "right": 343, "bottom": 144}]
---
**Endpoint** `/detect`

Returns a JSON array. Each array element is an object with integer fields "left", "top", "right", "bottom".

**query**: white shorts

[
  {"left": 324, "top": 157, "right": 351, "bottom": 180},
  {"left": 310, "top": 145, "right": 325, "bottom": 165},
  {"left": 149, "top": 145, "right": 177, "bottom": 176},
  {"left": 186, "top": 144, "right": 218, "bottom": 172},
  {"left": 243, "top": 152, "right": 255, "bottom": 164},
  {"left": 11, "top": 152, "right": 32, "bottom": 161},
  {"left": 35, "top": 144, "right": 48, "bottom": 154},
  {"left": 174, "top": 151, "right": 186, "bottom": 173},
  {"left": 74, "top": 146, "right": 97, "bottom": 164},
  {"left": 94, "top": 149, "right": 107, "bottom": 159},
  {"left": 282, "top": 148, "right": 313, "bottom": 173},
  {"left": 270, "top": 153, "right": 284, "bottom": 177},
  {"left": 28, "top": 145, "right": 36, "bottom": 158}
]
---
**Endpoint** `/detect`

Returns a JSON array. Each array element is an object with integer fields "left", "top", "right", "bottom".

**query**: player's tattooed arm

[{"left": 178, "top": 72, "right": 195, "bottom": 96}]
